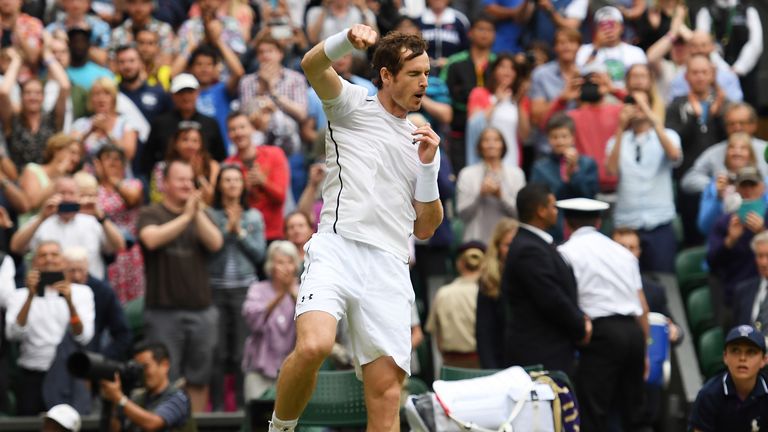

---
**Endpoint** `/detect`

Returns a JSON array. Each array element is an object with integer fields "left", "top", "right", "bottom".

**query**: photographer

[
  {"left": 100, "top": 341, "right": 193, "bottom": 432},
  {"left": 5, "top": 241, "right": 95, "bottom": 415},
  {"left": 10, "top": 176, "right": 126, "bottom": 280}
]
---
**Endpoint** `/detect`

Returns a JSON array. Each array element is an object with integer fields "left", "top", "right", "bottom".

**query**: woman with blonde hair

[
  {"left": 475, "top": 217, "right": 519, "bottom": 369},
  {"left": 71, "top": 77, "right": 138, "bottom": 165}
]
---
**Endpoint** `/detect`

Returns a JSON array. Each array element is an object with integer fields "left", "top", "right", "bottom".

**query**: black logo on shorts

[{"left": 301, "top": 293, "right": 314, "bottom": 303}]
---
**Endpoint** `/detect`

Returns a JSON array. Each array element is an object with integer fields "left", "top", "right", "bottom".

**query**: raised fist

[{"left": 347, "top": 24, "right": 378, "bottom": 50}]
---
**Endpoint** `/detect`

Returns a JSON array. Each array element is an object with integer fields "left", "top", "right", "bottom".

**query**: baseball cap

[
  {"left": 45, "top": 404, "right": 82, "bottom": 432},
  {"left": 735, "top": 166, "right": 762, "bottom": 186},
  {"left": 594, "top": 6, "right": 623, "bottom": 24},
  {"left": 170, "top": 73, "right": 200, "bottom": 94},
  {"left": 725, "top": 324, "right": 766, "bottom": 352}
]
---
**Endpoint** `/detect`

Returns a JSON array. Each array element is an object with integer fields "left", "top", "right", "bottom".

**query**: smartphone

[
  {"left": 738, "top": 199, "right": 766, "bottom": 223},
  {"left": 624, "top": 95, "right": 636, "bottom": 105},
  {"left": 57, "top": 202, "right": 81, "bottom": 213},
  {"left": 38, "top": 271, "right": 65, "bottom": 295}
]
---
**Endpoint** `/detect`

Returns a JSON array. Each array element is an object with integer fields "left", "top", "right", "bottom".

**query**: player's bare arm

[{"left": 300, "top": 25, "right": 378, "bottom": 101}]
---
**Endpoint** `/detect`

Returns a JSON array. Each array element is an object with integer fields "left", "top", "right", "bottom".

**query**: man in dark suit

[
  {"left": 501, "top": 183, "right": 590, "bottom": 376},
  {"left": 733, "top": 231, "right": 768, "bottom": 333}
]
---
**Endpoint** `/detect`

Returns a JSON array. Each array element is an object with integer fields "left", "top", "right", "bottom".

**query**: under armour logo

[{"left": 301, "top": 294, "right": 314, "bottom": 302}]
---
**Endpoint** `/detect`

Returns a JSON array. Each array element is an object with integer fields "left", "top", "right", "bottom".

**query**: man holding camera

[
  {"left": 9, "top": 176, "right": 126, "bottom": 279},
  {"left": 100, "top": 341, "right": 193, "bottom": 432},
  {"left": 5, "top": 240, "right": 95, "bottom": 415}
]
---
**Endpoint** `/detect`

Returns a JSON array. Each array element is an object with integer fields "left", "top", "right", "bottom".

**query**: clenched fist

[{"left": 347, "top": 25, "right": 378, "bottom": 50}]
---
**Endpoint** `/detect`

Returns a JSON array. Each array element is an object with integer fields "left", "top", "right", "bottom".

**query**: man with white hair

[
  {"left": 10, "top": 176, "right": 125, "bottom": 279},
  {"left": 5, "top": 241, "right": 94, "bottom": 415},
  {"left": 63, "top": 247, "right": 131, "bottom": 360}
]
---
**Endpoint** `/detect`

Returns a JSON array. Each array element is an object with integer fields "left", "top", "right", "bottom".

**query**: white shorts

[{"left": 295, "top": 233, "right": 415, "bottom": 379}]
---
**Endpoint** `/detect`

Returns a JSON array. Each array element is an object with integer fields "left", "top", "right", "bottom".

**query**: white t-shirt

[
  {"left": 575, "top": 42, "right": 647, "bottom": 87},
  {"left": 30, "top": 214, "right": 109, "bottom": 279},
  {"left": 318, "top": 79, "right": 430, "bottom": 262},
  {"left": 558, "top": 226, "right": 643, "bottom": 319}
]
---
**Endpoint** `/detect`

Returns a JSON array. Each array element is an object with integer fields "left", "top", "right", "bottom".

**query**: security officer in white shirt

[
  {"left": 5, "top": 240, "right": 95, "bottom": 415},
  {"left": 557, "top": 198, "right": 650, "bottom": 432}
]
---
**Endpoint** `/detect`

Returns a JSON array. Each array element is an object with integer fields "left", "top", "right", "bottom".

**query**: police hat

[{"left": 556, "top": 197, "right": 610, "bottom": 219}]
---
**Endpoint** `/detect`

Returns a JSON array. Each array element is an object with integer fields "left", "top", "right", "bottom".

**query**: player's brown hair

[{"left": 371, "top": 32, "right": 427, "bottom": 89}]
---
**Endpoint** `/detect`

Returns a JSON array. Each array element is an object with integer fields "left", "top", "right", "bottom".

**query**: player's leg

[
  {"left": 272, "top": 311, "right": 337, "bottom": 426},
  {"left": 362, "top": 356, "right": 406, "bottom": 432}
]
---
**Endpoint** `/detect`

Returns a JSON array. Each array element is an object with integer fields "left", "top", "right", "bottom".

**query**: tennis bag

[{"left": 405, "top": 366, "right": 579, "bottom": 432}]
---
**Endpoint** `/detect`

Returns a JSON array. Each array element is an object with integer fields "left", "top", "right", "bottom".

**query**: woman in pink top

[{"left": 242, "top": 240, "right": 300, "bottom": 401}]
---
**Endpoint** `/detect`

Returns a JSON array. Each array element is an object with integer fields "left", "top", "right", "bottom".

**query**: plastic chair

[
  {"left": 697, "top": 327, "right": 725, "bottom": 379},
  {"left": 675, "top": 246, "right": 709, "bottom": 297},
  {"left": 405, "top": 376, "right": 430, "bottom": 396},
  {"left": 123, "top": 296, "right": 144, "bottom": 343},
  {"left": 686, "top": 286, "right": 715, "bottom": 339},
  {"left": 299, "top": 370, "right": 367, "bottom": 427}
]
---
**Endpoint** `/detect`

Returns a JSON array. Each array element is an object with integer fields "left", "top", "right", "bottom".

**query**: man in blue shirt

[
  {"left": 483, "top": 0, "right": 527, "bottom": 54},
  {"left": 65, "top": 27, "right": 113, "bottom": 91},
  {"left": 689, "top": 324, "right": 768, "bottom": 432},
  {"left": 116, "top": 45, "right": 171, "bottom": 125}
]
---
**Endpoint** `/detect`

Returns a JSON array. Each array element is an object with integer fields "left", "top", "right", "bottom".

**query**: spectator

[
  {"left": 666, "top": 53, "right": 728, "bottom": 245},
  {"left": 483, "top": 0, "right": 527, "bottom": 54},
  {"left": 632, "top": 0, "right": 685, "bottom": 51},
  {"left": 238, "top": 35, "right": 307, "bottom": 156},
  {"left": 667, "top": 31, "right": 743, "bottom": 103},
  {"left": 426, "top": 241, "right": 484, "bottom": 368},
  {"left": 575, "top": 6, "right": 647, "bottom": 88},
  {"left": 284, "top": 211, "right": 312, "bottom": 264},
  {"left": 625, "top": 62, "right": 665, "bottom": 122},
  {"left": 71, "top": 77, "right": 138, "bottom": 165},
  {"left": 188, "top": 0, "right": 255, "bottom": 41},
  {"left": 11, "top": 176, "right": 126, "bottom": 279},
  {"left": 520, "top": 0, "right": 588, "bottom": 47},
  {"left": 682, "top": 102, "right": 768, "bottom": 195},
  {"left": 109, "top": 0, "right": 175, "bottom": 65},
  {"left": 529, "top": 27, "right": 581, "bottom": 154},
  {"left": 645, "top": 5, "right": 692, "bottom": 102},
  {"left": 688, "top": 324, "right": 768, "bottom": 431},
  {"left": 177, "top": 0, "right": 247, "bottom": 75},
  {"left": 62, "top": 247, "right": 131, "bottom": 360},
  {"left": 606, "top": 86, "right": 681, "bottom": 273},
  {"left": 0, "top": 47, "right": 69, "bottom": 171},
  {"left": 465, "top": 54, "right": 530, "bottom": 168},
  {"left": 696, "top": 0, "right": 763, "bottom": 108},
  {"left": 707, "top": 167, "right": 768, "bottom": 313},
  {"left": 18, "top": 133, "right": 81, "bottom": 222},
  {"left": 64, "top": 27, "right": 113, "bottom": 91},
  {"left": 151, "top": 121, "right": 220, "bottom": 205},
  {"left": 0, "top": 0, "right": 44, "bottom": 71},
  {"left": 697, "top": 133, "right": 767, "bottom": 236},
  {"left": 134, "top": 27, "right": 172, "bottom": 91},
  {"left": 225, "top": 111, "right": 289, "bottom": 243},
  {"left": 475, "top": 217, "right": 517, "bottom": 369},
  {"left": 43, "top": 404, "right": 82, "bottom": 432},
  {"left": 115, "top": 44, "right": 172, "bottom": 126},
  {"left": 440, "top": 14, "right": 496, "bottom": 171},
  {"left": 140, "top": 73, "right": 227, "bottom": 177},
  {"left": 138, "top": 159, "right": 223, "bottom": 412},
  {"left": 5, "top": 241, "right": 95, "bottom": 415},
  {"left": 184, "top": 43, "right": 245, "bottom": 153},
  {"left": 305, "top": 0, "right": 377, "bottom": 46},
  {"left": 417, "top": 0, "right": 470, "bottom": 68},
  {"left": 93, "top": 144, "right": 145, "bottom": 303},
  {"left": 242, "top": 241, "right": 299, "bottom": 401},
  {"left": 501, "top": 183, "right": 588, "bottom": 376},
  {"left": 45, "top": 0, "right": 111, "bottom": 66},
  {"left": 296, "top": 162, "right": 325, "bottom": 228},
  {"left": 100, "top": 341, "right": 193, "bottom": 431},
  {"left": 456, "top": 127, "right": 525, "bottom": 243},
  {"left": 733, "top": 232, "right": 768, "bottom": 338},
  {"left": 207, "top": 164, "right": 266, "bottom": 410},
  {"left": 530, "top": 113, "right": 598, "bottom": 242}
]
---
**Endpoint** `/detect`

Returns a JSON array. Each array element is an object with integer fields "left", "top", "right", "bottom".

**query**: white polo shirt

[
  {"left": 558, "top": 226, "right": 643, "bottom": 319},
  {"left": 29, "top": 214, "right": 109, "bottom": 279},
  {"left": 5, "top": 283, "right": 95, "bottom": 371},
  {"left": 318, "top": 78, "right": 434, "bottom": 262}
]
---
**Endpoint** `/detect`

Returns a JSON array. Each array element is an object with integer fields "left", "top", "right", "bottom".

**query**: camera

[
  {"left": 68, "top": 351, "right": 144, "bottom": 391},
  {"left": 623, "top": 95, "right": 636, "bottom": 105},
  {"left": 579, "top": 74, "right": 601, "bottom": 103}
]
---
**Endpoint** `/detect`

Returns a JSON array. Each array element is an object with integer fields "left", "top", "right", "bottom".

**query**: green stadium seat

[
  {"left": 439, "top": 364, "right": 544, "bottom": 381},
  {"left": 299, "top": 370, "right": 367, "bottom": 427},
  {"left": 687, "top": 286, "right": 715, "bottom": 338},
  {"left": 123, "top": 296, "right": 144, "bottom": 343},
  {"left": 698, "top": 327, "right": 725, "bottom": 379},
  {"left": 676, "top": 246, "right": 709, "bottom": 297}
]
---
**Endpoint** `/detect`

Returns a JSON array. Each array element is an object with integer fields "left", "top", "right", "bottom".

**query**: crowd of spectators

[{"left": 0, "top": 0, "right": 765, "bottom": 428}]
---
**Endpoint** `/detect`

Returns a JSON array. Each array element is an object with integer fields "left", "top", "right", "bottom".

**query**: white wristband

[
  {"left": 414, "top": 152, "right": 440, "bottom": 203},
  {"left": 323, "top": 29, "right": 355, "bottom": 62}
]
